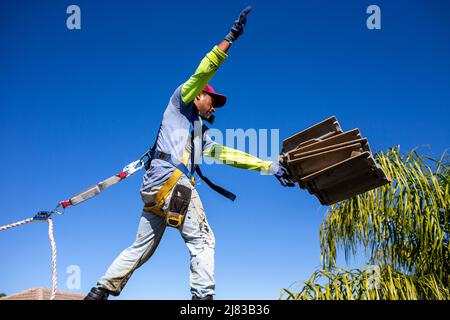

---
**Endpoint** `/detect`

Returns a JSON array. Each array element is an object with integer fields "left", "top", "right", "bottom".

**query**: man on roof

[{"left": 84, "top": 6, "right": 294, "bottom": 301}]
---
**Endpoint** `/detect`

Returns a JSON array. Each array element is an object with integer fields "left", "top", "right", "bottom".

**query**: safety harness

[{"left": 142, "top": 122, "right": 236, "bottom": 226}]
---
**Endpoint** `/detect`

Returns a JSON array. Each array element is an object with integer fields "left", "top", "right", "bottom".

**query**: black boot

[
  {"left": 192, "top": 294, "right": 213, "bottom": 300},
  {"left": 84, "top": 287, "right": 111, "bottom": 300}
]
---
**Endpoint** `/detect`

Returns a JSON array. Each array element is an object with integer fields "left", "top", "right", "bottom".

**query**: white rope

[
  {"left": 47, "top": 218, "right": 57, "bottom": 300},
  {"left": 0, "top": 218, "right": 34, "bottom": 231},
  {"left": 1, "top": 216, "right": 58, "bottom": 300}
]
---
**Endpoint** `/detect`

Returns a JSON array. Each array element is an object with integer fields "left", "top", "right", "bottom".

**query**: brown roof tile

[{"left": 0, "top": 288, "right": 84, "bottom": 300}]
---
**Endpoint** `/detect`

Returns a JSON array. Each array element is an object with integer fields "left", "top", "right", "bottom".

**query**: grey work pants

[{"left": 97, "top": 176, "right": 216, "bottom": 299}]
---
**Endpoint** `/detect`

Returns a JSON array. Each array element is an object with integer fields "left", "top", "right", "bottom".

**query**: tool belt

[
  {"left": 142, "top": 147, "right": 236, "bottom": 227},
  {"left": 142, "top": 148, "right": 193, "bottom": 226}
]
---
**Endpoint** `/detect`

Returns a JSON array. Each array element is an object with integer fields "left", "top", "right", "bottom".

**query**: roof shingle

[{"left": 0, "top": 288, "right": 84, "bottom": 300}]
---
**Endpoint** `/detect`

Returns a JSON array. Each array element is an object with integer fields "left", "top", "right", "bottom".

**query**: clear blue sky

[{"left": 1, "top": 0, "right": 449, "bottom": 299}]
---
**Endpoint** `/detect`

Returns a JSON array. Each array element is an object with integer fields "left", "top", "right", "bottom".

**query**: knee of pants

[
  {"left": 190, "top": 225, "right": 215, "bottom": 254},
  {"left": 183, "top": 212, "right": 215, "bottom": 248},
  {"left": 202, "top": 225, "right": 215, "bottom": 250},
  {"left": 135, "top": 211, "right": 165, "bottom": 239}
]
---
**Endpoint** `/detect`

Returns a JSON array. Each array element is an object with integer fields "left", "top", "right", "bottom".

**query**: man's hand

[
  {"left": 273, "top": 162, "right": 296, "bottom": 187},
  {"left": 225, "top": 6, "right": 252, "bottom": 44}
]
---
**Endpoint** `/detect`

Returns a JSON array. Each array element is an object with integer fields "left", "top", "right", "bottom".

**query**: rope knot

[{"left": 33, "top": 211, "right": 53, "bottom": 221}]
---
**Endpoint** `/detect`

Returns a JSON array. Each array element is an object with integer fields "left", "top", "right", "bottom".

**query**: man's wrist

[
  {"left": 268, "top": 162, "right": 279, "bottom": 175},
  {"left": 225, "top": 30, "right": 239, "bottom": 43},
  {"left": 224, "top": 36, "right": 234, "bottom": 44}
]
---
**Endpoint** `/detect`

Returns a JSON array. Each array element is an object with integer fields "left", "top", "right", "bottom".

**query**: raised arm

[
  {"left": 181, "top": 46, "right": 228, "bottom": 104},
  {"left": 180, "top": 6, "right": 252, "bottom": 104}
]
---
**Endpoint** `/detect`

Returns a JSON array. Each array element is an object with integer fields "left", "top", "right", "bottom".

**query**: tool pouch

[{"left": 166, "top": 184, "right": 192, "bottom": 228}]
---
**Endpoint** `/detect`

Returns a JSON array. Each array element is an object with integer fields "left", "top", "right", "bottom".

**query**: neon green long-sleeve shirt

[
  {"left": 181, "top": 46, "right": 228, "bottom": 104},
  {"left": 203, "top": 144, "right": 276, "bottom": 175}
]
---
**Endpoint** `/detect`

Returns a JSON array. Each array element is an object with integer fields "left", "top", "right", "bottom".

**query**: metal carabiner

[
  {"left": 122, "top": 159, "right": 145, "bottom": 177},
  {"left": 51, "top": 203, "right": 65, "bottom": 216},
  {"left": 33, "top": 202, "right": 66, "bottom": 221}
]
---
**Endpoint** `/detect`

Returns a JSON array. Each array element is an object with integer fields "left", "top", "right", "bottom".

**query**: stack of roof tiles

[{"left": 281, "top": 116, "right": 390, "bottom": 205}]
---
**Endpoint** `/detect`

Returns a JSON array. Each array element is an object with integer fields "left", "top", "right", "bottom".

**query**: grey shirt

[{"left": 140, "top": 84, "right": 217, "bottom": 192}]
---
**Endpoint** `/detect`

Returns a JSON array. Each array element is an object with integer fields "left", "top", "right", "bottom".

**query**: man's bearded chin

[{"left": 199, "top": 111, "right": 215, "bottom": 124}]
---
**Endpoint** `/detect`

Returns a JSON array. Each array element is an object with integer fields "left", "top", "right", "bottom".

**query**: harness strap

[
  {"left": 149, "top": 150, "right": 194, "bottom": 180},
  {"left": 143, "top": 120, "right": 236, "bottom": 217},
  {"left": 143, "top": 148, "right": 194, "bottom": 216},
  {"left": 195, "top": 166, "right": 236, "bottom": 201},
  {"left": 147, "top": 150, "right": 236, "bottom": 202},
  {"left": 154, "top": 150, "right": 194, "bottom": 208}
]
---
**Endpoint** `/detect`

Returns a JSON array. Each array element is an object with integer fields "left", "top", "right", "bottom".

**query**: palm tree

[{"left": 282, "top": 147, "right": 449, "bottom": 300}]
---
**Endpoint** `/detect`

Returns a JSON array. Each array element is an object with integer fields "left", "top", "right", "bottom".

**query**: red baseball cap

[{"left": 203, "top": 84, "right": 227, "bottom": 107}]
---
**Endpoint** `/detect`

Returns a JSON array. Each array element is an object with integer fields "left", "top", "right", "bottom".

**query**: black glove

[
  {"left": 225, "top": 6, "right": 252, "bottom": 43},
  {"left": 274, "top": 162, "right": 296, "bottom": 187}
]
